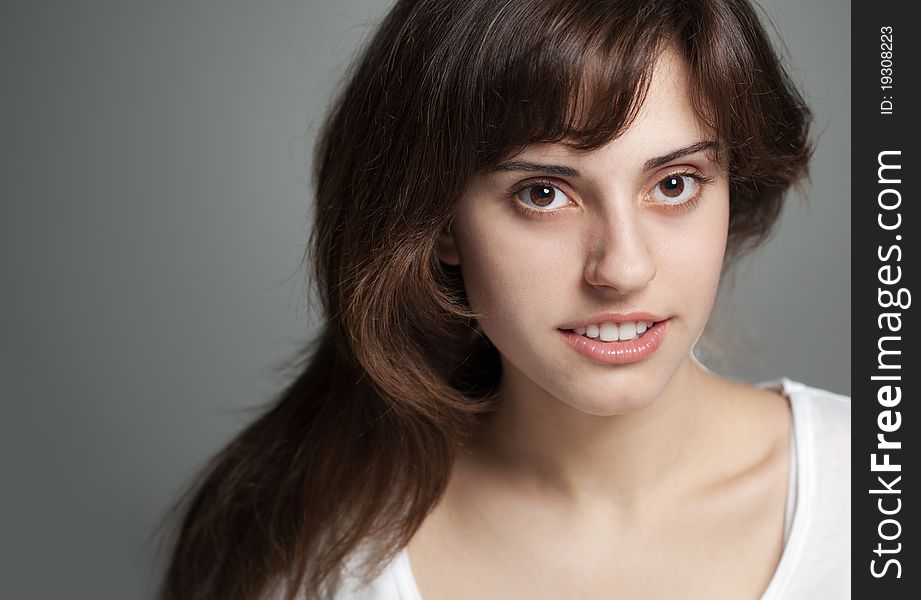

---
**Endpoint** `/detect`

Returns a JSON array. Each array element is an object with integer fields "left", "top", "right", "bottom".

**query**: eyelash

[{"left": 507, "top": 170, "right": 716, "bottom": 219}]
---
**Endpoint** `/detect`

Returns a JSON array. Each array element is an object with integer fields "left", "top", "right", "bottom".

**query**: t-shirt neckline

[{"left": 756, "top": 377, "right": 812, "bottom": 599}]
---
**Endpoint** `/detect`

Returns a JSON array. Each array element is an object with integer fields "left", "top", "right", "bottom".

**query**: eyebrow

[
  {"left": 489, "top": 140, "right": 719, "bottom": 176},
  {"left": 643, "top": 141, "right": 719, "bottom": 170},
  {"left": 490, "top": 161, "right": 580, "bottom": 176}
]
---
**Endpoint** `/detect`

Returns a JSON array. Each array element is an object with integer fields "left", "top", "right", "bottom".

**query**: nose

[{"left": 583, "top": 211, "right": 656, "bottom": 294}]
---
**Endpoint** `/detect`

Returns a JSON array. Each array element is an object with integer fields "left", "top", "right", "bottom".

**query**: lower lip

[{"left": 559, "top": 320, "right": 669, "bottom": 365}]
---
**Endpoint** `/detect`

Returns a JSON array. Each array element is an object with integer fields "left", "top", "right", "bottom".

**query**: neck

[{"left": 467, "top": 355, "right": 727, "bottom": 509}]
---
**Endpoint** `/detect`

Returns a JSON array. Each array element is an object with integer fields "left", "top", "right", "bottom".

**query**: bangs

[{"left": 449, "top": 0, "right": 699, "bottom": 170}]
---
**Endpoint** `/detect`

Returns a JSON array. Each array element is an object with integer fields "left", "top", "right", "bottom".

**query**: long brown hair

[{"left": 158, "top": 1, "right": 811, "bottom": 598}]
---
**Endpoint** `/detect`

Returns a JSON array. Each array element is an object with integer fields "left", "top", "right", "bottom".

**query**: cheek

[
  {"left": 453, "top": 215, "right": 569, "bottom": 322},
  {"left": 660, "top": 195, "right": 729, "bottom": 307}
]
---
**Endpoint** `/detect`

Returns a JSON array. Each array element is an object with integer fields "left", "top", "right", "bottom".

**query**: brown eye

[
  {"left": 530, "top": 185, "right": 555, "bottom": 206},
  {"left": 515, "top": 184, "right": 570, "bottom": 210},
  {"left": 650, "top": 173, "right": 699, "bottom": 205},
  {"left": 659, "top": 176, "right": 684, "bottom": 198}
]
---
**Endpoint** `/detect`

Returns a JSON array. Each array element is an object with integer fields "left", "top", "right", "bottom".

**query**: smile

[
  {"left": 558, "top": 319, "right": 669, "bottom": 365},
  {"left": 571, "top": 320, "right": 655, "bottom": 342}
]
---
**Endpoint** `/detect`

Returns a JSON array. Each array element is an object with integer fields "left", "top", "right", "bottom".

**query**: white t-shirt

[{"left": 336, "top": 378, "right": 850, "bottom": 599}]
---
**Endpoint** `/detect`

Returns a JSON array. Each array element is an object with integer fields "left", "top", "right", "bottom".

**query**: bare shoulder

[
  {"left": 687, "top": 371, "right": 795, "bottom": 503},
  {"left": 703, "top": 372, "right": 792, "bottom": 440}
]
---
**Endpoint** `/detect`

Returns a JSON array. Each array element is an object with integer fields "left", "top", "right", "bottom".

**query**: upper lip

[{"left": 559, "top": 311, "right": 667, "bottom": 330}]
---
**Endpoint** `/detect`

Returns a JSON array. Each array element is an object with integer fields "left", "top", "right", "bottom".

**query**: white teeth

[
  {"left": 618, "top": 321, "right": 637, "bottom": 340},
  {"left": 599, "top": 322, "right": 618, "bottom": 342},
  {"left": 572, "top": 320, "right": 655, "bottom": 342}
]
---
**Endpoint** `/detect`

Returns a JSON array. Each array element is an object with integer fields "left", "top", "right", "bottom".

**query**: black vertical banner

[{"left": 852, "top": 1, "right": 919, "bottom": 597}]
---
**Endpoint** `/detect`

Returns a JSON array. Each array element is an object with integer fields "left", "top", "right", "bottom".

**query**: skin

[{"left": 412, "top": 48, "right": 793, "bottom": 599}]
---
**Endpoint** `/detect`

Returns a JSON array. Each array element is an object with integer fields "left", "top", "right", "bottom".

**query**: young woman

[{"left": 160, "top": 0, "right": 850, "bottom": 598}]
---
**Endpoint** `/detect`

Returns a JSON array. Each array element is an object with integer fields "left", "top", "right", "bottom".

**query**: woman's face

[{"left": 438, "top": 48, "right": 729, "bottom": 415}]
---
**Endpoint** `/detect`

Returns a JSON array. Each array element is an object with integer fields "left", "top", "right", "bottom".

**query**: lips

[{"left": 559, "top": 319, "right": 669, "bottom": 364}]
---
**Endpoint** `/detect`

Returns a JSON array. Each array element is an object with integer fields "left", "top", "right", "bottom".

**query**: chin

[{"left": 554, "top": 378, "right": 669, "bottom": 417}]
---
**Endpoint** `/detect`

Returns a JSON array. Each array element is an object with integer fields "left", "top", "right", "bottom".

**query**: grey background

[{"left": 0, "top": 1, "right": 848, "bottom": 598}]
